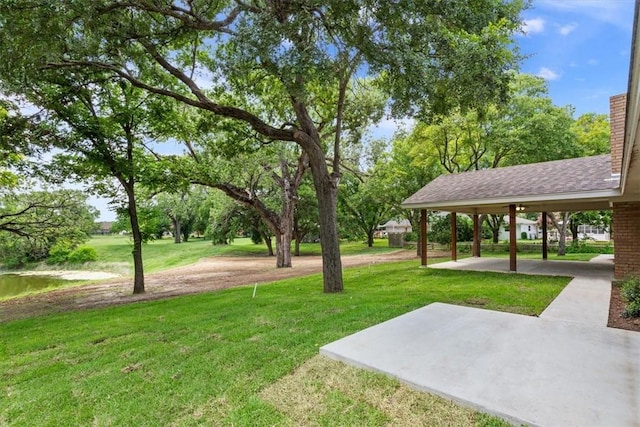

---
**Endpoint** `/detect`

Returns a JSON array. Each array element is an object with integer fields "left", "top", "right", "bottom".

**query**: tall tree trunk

[
  {"left": 558, "top": 231, "right": 567, "bottom": 256},
  {"left": 277, "top": 172, "right": 295, "bottom": 267},
  {"left": 367, "top": 230, "right": 374, "bottom": 247},
  {"left": 294, "top": 236, "right": 301, "bottom": 256},
  {"left": 278, "top": 231, "right": 292, "bottom": 267},
  {"left": 171, "top": 217, "right": 181, "bottom": 243},
  {"left": 483, "top": 214, "right": 502, "bottom": 244},
  {"left": 311, "top": 171, "right": 343, "bottom": 292},
  {"left": 570, "top": 220, "right": 578, "bottom": 241},
  {"left": 276, "top": 231, "right": 293, "bottom": 268},
  {"left": 261, "top": 230, "right": 274, "bottom": 256},
  {"left": 549, "top": 212, "right": 570, "bottom": 256},
  {"left": 292, "top": 90, "right": 344, "bottom": 292},
  {"left": 293, "top": 216, "right": 303, "bottom": 256},
  {"left": 125, "top": 185, "right": 144, "bottom": 294}
]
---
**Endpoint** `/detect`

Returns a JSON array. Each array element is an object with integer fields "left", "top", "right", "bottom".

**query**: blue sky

[{"left": 518, "top": 0, "right": 635, "bottom": 116}]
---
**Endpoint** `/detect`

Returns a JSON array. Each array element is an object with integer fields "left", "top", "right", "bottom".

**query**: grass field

[
  {"left": 477, "top": 252, "right": 599, "bottom": 262},
  {"left": 88, "top": 235, "right": 397, "bottom": 274},
  {"left": 0, "top": 261, "right": 569, "bottom": 426}
]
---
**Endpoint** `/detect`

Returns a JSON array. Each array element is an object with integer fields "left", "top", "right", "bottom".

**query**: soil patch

[
  {"left": 608, "top": 283, "right": 640, "bottom": 332},
  {"left": 0, "top": 250, "right": 439, "bottom": 323},
  {"left": 15, "top": 270, "right": 120, "bottom": 281}
]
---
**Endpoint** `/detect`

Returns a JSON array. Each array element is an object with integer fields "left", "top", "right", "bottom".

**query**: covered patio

[
  {"left": 402, "top": 155, "right": 620, "bottom": 273},
  {"left": 401, "top": 86, "right": 640, "bottom": 279}
]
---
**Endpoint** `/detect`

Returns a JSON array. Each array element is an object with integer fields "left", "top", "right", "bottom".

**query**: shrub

[
  {"left": 621, "top": 276, "right": 640, "bottom": 318},
  {"left": 47, "top": 240, "right": 74, "bottom": 264},
  {"left": 67, "top": 246, "right": 98, "bottom": 264},
  {"left": 404, "top": 231, "right": 418, "bottom": 242},
  {"left": 565, "top": 241, "right": 614, "bottom": 254},
  {"left": 520, "top": 231, "right": 527, "bottom": 240}
]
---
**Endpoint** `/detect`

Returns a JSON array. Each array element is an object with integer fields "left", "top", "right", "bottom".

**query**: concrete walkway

[{"left": 320, "top": 256, "right": 640, "bottom": 426}]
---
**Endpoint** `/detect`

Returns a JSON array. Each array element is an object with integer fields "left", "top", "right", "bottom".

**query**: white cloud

[
  {"left": 536, "top": 67, "right": 561, "bottom": 81},
  {"left": 587, "top": 58, "right": 599, "bottom": 65},
  {"left": 558, "top": 22, "right": 578, "bottom": 36},
  {"left": 522, "top": 18, "right": 546, "bottom": 35},
  {"left": 537, "top": 0, "right": 633, "bottom": 31}
]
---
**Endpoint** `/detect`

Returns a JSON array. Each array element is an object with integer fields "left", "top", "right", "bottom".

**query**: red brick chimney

[{"left": 610, "top": 93, "right": 627, "bottom": 174}]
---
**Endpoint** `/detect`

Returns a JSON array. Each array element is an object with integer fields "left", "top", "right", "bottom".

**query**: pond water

[{"left": 0, "top": 274, "right": 70, "bottom": 298}]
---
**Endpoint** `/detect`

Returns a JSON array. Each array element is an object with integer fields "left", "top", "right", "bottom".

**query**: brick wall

[
  {"left": 613, "top": 202, "right": 640, "bottom": 279},
  {"left": 610, "top": 93, "right": 627, "bottom": 174}
]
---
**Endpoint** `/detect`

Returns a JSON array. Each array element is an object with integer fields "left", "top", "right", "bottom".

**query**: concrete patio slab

[
  {"left": 320, "top": 303, "right": 640, "bottom": 427},
  {"left": 431, "top": 256, "right": 614, "bottom": 327},
  {"left": 320, "top": 256, "right": 640, "bottom": 426}
]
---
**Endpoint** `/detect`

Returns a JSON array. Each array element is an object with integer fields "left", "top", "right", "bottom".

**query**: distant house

[
  {"left": 96, "top": 221, "right": 113, "bottom": 235},
  {"left": 576, "top": 224, "right": 610, "bottom": 241},
  {"left": 498, "top": 216, "right": 538, "bottom": 241},
  {"left": 378, "top": 219, "right": 413, "bottom": 237}
]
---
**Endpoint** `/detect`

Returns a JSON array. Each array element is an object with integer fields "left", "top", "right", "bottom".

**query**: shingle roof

[{"left": 403, "top": 155, "right": 619, "bottom": 208}]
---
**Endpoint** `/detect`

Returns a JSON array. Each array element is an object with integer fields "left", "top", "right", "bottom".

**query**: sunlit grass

[
  {"left": 0, "top": 260, "right": 568, "bottom": 426},
  {"left": 89, "top": 235, "right": 397, "bottom": 273}
]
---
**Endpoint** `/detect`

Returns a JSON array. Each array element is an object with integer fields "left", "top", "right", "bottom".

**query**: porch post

[
  {"left": 420, "top": 209, "right": 427, "bottom": 266},
  {"left": 473, "top": 213, "right": 481, "bottom": 257},
  {"left": 542, "top": 212, "right": 548, "bottom": 260},
  {"left": 451, "top": 212, "right": 457, "bottom": 261},
  {"left": 509, "top": 204, "right": 517, "bottom": 272}
]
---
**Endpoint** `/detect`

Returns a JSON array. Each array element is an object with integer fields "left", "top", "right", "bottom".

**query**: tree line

[{"left": 0, "top": 1, "right": 608, "bottom": 295}]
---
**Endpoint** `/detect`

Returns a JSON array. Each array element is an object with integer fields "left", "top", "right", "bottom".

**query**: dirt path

[{"left": 0, "top": 250, "right": 424, "bottom": 323}]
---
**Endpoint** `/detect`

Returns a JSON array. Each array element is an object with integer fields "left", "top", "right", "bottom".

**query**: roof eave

[{"left": 401, "top": 188, "right": 622, "bottom": 211}]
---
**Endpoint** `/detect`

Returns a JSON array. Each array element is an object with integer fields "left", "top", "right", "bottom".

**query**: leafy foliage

[
  {"left": 565, "top": 241, "right": 614, "bottom": 254},
  {"left": 0, "top": 189, "right": 97, "bottom": 267},
  {"left": 572, "top": 113, "right": 610, "bottom": 156},
  {"left": 429, "top": 214, "right": 473, "bottom": 245},
  {"left": 67, "top": 246, "right": 98, "bottom": 264},
  {"left": 621, "top": 276, "right": 640, "bottom": 318}
]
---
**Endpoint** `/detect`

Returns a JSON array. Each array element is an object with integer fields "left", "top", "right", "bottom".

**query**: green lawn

[
  {"left": 479, "top": 252, "right": 599, "bottom": 262},
  {"left": 0, "top": 261, "right": 569, "bottom": 426},
  {"left": 88, "top": 235, "right": 397, "bottom": 274}
]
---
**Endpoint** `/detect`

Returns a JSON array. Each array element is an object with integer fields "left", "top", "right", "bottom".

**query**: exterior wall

[
  {"left": 610, "top": 93, "right": 627, "bottom": 175},
  {"left": 613, "top": 201, "right": 640, "bottom": 279}
]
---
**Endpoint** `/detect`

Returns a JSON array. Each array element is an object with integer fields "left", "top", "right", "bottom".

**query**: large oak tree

[{"left": 0, "top": 0, "right": 524, "bottom": 292}]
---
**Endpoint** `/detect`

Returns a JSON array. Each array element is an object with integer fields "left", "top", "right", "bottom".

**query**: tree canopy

[{"left": 0, "top": 0, "right": 526, "bottom": 292}]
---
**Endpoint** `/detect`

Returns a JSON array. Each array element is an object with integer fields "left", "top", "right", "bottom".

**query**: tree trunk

[
  {"left": 557, "top": 212, "right": 570, "bottom": 256},
  {"left": 294, "top": 236, "right": 301, "bottom": 256},
  {"left": 367, "top": 230, "right": 374, "bottom": 247},
  {"left": 276, "top": 231, "right": 293, "bottom": 267},
  {"left": 262, "top": 230, "right": 274, "bottom": 256},
  {"left": 181, "top": 227, "right": 189, "bottom": 242},
  {"left": 483, "top": 214, "right": 502, "bottom": 244},
  {"left": 549, "top": 212, "right": 569, "bottom": 256},
  {"left": 492, "top": 228, "right": 500, "bottom": 244},
  {"left": 172, "top": 217, "right": 181, "bottom": 244},
  {"left": 126, "top": 186, "right": 144, "bottom": 294},
  {"left": 311, "top": 171, "right": 343, "bottom": 292},
  {"left": 293, "top": 216, "right": 304, "bottom": 256},
  {"left": 277, "top": 186, "right": 294, "bottom": 267},
  {"left": 558, "top": 230, "right": 567, "bottom": 256},
  {"left": 570, "top": 221, "right": 578, "bottom": 241}
]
